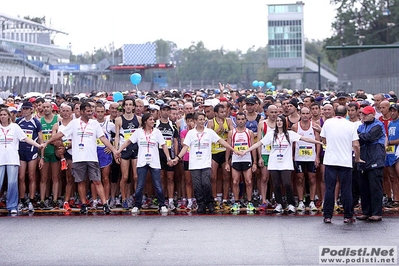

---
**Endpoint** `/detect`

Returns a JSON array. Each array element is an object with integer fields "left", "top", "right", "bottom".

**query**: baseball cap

[
  {"left": 8, "top": 106, "right": 17, "bottom": 113},
  {"left": 160, "top": 103, "right": 171, "bottom": 110},
  {"left": 361, "top": 106, "right": 375, "bottom": 115},
  {"left": 219, "top": 97, "right": 228, "bottom": 102},
  {"left": 28, "top": 97, "right": 36, "bottom": 103},
  {"left": 245, "top": 97, "right": 256, "bottom": 105},
  {"left": 148, "top": 104, "right": 160, "bottom": 111},
  {"left": 337, "top": 91, "right": 348, "bottom": 99},
  {"left": 389, "top": 104, "right": 399, "bottom": 111},
  {"left": 52, "top": 103, "right": 59, "bottom": 111},
  {"left": 203, "top": 99, "right": 214, "bottom": 107},
  {"left": 21, "top": 101, "right": 33, "bottom": 109}
]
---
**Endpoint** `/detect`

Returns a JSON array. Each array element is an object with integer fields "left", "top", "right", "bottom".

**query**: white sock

[{"left": 169, "top": 198, "right": 173, "bottom": 204}]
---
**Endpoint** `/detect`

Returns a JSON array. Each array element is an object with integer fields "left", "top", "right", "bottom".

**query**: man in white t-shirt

[
  {"left": 44, "top": 102, "right": 119, "bottom": 214},
  {"left": 320, "top": 105, "right": 362, "bottom": 224}
]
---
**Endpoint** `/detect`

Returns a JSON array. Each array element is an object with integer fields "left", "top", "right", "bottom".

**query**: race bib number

[
  {"left": 234, "top": 143, "right": 249, "bottom": 151},
  {"left": 24, "top": 129, "right": 33, "bottom": 139},
  {"left": 160, "top": 138, "right": 172, "bottom": 149},
  {"left": 124, "top": 129, "right": 135, "bottom": 141},
  {"left": 42, "top": 130, "right": 51, "bottom": 142},
  {"left": 299, "top": 147, "right": 313, "bottom": 156},
  {"left": 386, "top": 145, "right": 395, "bottom": 154},
  {"left": 96, "top": 138, "right": 104, "bottom": 146}
]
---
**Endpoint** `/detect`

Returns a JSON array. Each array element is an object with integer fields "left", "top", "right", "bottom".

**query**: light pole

[{"left": 22, "top": 44, "right": 26, "bottom": 78}]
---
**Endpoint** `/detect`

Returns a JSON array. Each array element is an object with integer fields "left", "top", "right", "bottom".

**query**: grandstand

[{"left": 0, "top": 13, "right": 70, "bottom": 94}]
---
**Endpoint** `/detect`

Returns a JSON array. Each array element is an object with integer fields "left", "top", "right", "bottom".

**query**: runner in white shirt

[
  {"left": 117, "top": 113, "right": 171, "bottom": 214},
  {"left": 172, "top": 112, "right": 236, "bottom": 214},
  {"left": 241, "top": 115, "right": 322, "bottom": 214},
  {"left": 43, "top": 102, "right": 119, "bottom": 215},
  {"left": 0, "top": 108, "right": 43, "bottom": 214}
]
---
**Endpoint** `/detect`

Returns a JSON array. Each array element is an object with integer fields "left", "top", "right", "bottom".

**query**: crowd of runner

[{"left": 0, "top": 85, "right": 398, "bottom": 218}]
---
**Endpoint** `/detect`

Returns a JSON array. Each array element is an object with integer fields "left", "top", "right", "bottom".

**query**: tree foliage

[{"left": 325, "top": 0, "right": 399, "bottom": 63}]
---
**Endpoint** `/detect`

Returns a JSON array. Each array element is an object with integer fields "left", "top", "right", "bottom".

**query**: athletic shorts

[
  {"left": 261, "top": 154, "right": 269, "bottom": 167},
  {"left": 320, "top": 155, "right": 324, "bottom": 165},
  {"left": 44, "top": 152, "right": 58, "bottom": 163},
  {"left": 386, "top": 154, "right": 399, "bottom": 167},
  {"left": 212, "top": 151, "right": 226, "bottom": 166},
  {"left": 64, "top": 151, "right": 73, "bottom": 161},
  {"left": 72, "top": 161, "right": 101, "bottom": 183},
  {"left": 160, "top": 156, "right": 175, "bottom": 171},
  {"left": 183, "top": 161, "right": 189, "bottom": 171},
  {"left": 232, "top": 162, "right": 252, "bottom": 172},
  {"left": 19, "top": 150, "right": 38, "bottom": 162},
  {"left": 294, "top": 161, "right": 316, "bottom": 173},
  {"left": 121, "top": 148, "right": 138, "bottom": 160},
  {"left": 97, "top": 148, "right": 113, "bottom": 168}
]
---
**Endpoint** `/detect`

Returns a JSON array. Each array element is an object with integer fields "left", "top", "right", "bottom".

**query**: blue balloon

[
  {"left": 113, "top": 92, "right": 123, "bottom": 102},
  {"left": 266, "top": 82, "right": 273, "bottom": 89},
  {"left": 270, "top": 85, "right": 276, "bottom": 91},
  {"left": 252, "top": 80, "right": 259, "bottom": 87},
  {"left": 258, "top": 81, "right": 265, "bottom": 88},
  {"left": 130, "top": 73, "right": 142, "bottom": 85}
]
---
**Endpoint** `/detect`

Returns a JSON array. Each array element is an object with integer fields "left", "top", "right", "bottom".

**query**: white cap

[
  {"left": 149, "top": 104, "right": 160, "bottom": 111},
  {"left": 142, "top": 99, "right": 149, "bottom": 106},
  {"left": 0, "top": 98, "right": 3, "bottom": 105},
  {"left": 203, "top": 99, "right": 214, "bottom": 107}
]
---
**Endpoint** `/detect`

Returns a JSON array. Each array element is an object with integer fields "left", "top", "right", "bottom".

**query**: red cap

[
  {"left": 28, "top": 97, "right": 36, "bottom": 103},
  {"left": 106, "top": 95, "right": 113, "bottom": 101},
  {"left": 361, "top": 106, "right": 375, "bottom": 115},
  {"left": 219, "top": 97, "right": 228, "bottom": 102},
  {"left": 52, "top": 103, "right": 59, "bottom": 111}
]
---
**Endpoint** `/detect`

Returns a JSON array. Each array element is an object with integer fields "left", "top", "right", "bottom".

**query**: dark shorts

[
  {"left": 261, "top": 154, "right": 269, "bottom": 167},
  {"left": 97, "top": 148, "right": 113, "bottom": 168},
  {"left": 44, "top": 152, "right": 58, "bottom": 163},
  {"left": 320, "top": 155, "right": 324, "bottom": 165},
  {"left": 64, "top": 151, "right": 73, "bottom": 161},
  {"left": 19, "top": 150, "right": 38, "bottom": 162},
  {"left": 212, "top": 151, "right": 226, "bottom": 166},
  {"left": 294, "top": 161, "right": 316, "bottom": 173},
  {"left": 121, "top": 148, "right": 138, "bottom": 160},
  {"left": 160, "top": 156, "right": 175, "bottom": 171},
  {"left": 72, "top": 161, "right": 101, "bottom": 183},
  {"left": 232, "top": 162, "right": 252, "bottom": 172},
  {"left": 183, "top": 161, "right": 189, "bottom": 171}
]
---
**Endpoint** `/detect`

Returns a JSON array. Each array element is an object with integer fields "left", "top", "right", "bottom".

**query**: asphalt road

[{"left": 0, "top": 212, "right": 398, "bottom": 266}]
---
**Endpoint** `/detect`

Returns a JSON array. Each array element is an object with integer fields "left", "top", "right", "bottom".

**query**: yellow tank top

[{"left": 211, "top": 118, "right": 229, "bottom": 154}]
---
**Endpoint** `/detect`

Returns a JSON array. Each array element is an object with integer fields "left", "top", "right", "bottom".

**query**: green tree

[
  {"left": 325, "top": 0, "right": 399, "bottom": 64},
  {"left": 23, "top": 16, "right": 46, "bottom": 25}
]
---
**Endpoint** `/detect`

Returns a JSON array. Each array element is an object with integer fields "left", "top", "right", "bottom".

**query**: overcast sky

[{"left": 2, "top": 0, "right": 337, "bottom": 54}]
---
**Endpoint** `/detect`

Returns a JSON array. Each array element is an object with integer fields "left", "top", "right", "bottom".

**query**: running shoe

[
  {"left": 247, "top": 202, "right": 255, "bottom": 212},
  {"left": 68, "top": 198, "right": 75, "bottom": 208},
  {"left": 115, "top": 197, "right": 121, "bottom": 207},
  {"left": 230, "top": 202, "right": 240, "bottom": 212},
  {"left": 131, "top": 207, "right": 140, "bottom": 214},
  {"left": 258, "top": 203, "right": 268, "bottom": 211},
  {"left": 160, "top": 206, "right": 168, "bottom": 213},
  {"left": 103, "top": 204, "right": 111, "bottom": 214},
  {"left": 28, "top": 202, "right": 35, "bottom": 212},
  {"left": 221, "top": 201, "right": 230, "bottom": 211},
  {"left": 324, "top": 217, "right": 332, "bottom": 224},
  {"left": 60, "top": 158, "right": 68, "bottom": 170},
  {"left": 297, "top": 201, "right": 305, "bottom": 212},
  {"left": 168, "top": 202, "right": 176, "bottom": 211},
  {"left": 309, "top": 201, "right": 318, "bottom": 212},
  {"left": 80, "top": 204, "right": 88, "bottom": 214},
  {"left": 51, "top": 201, "right": 59, "bottom": 210},
  {"left": 213, "top": 200, "right": 221, "bottom": 210},
  {"left": 142, "top": 198, "right": 152, "bottom": 209},
  {"left": 109, "top": 198, "right": 115, "bottom": 209},
  {"left": 343, "top": 217, "right": 355, "bottom": 224},
  {"left": 287, "top": 204, "right": 296, "bottom": 214},
  {"left": 273, "top": 204, "right": 283, "bottom": 213},
  {"left": 63, "top": 202, "right": 72, "bottom": 212},
  {"left": 92, "top": 199, "right": 99, "bottom": 210},
  {"left": 207, "top": 202, "right": 216, "bottom": 213},
  {"left": 122, "top": 200, "right": 129, "bottom": 210},
  {"left": 10, "top": 209, "right": 17, "bottom": 215},
  {"left": 186, "top": 201, "right": 193, "bottom": 210},
  {"left": 17, "top": 202, "right": 26, "bottom": 212}
]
